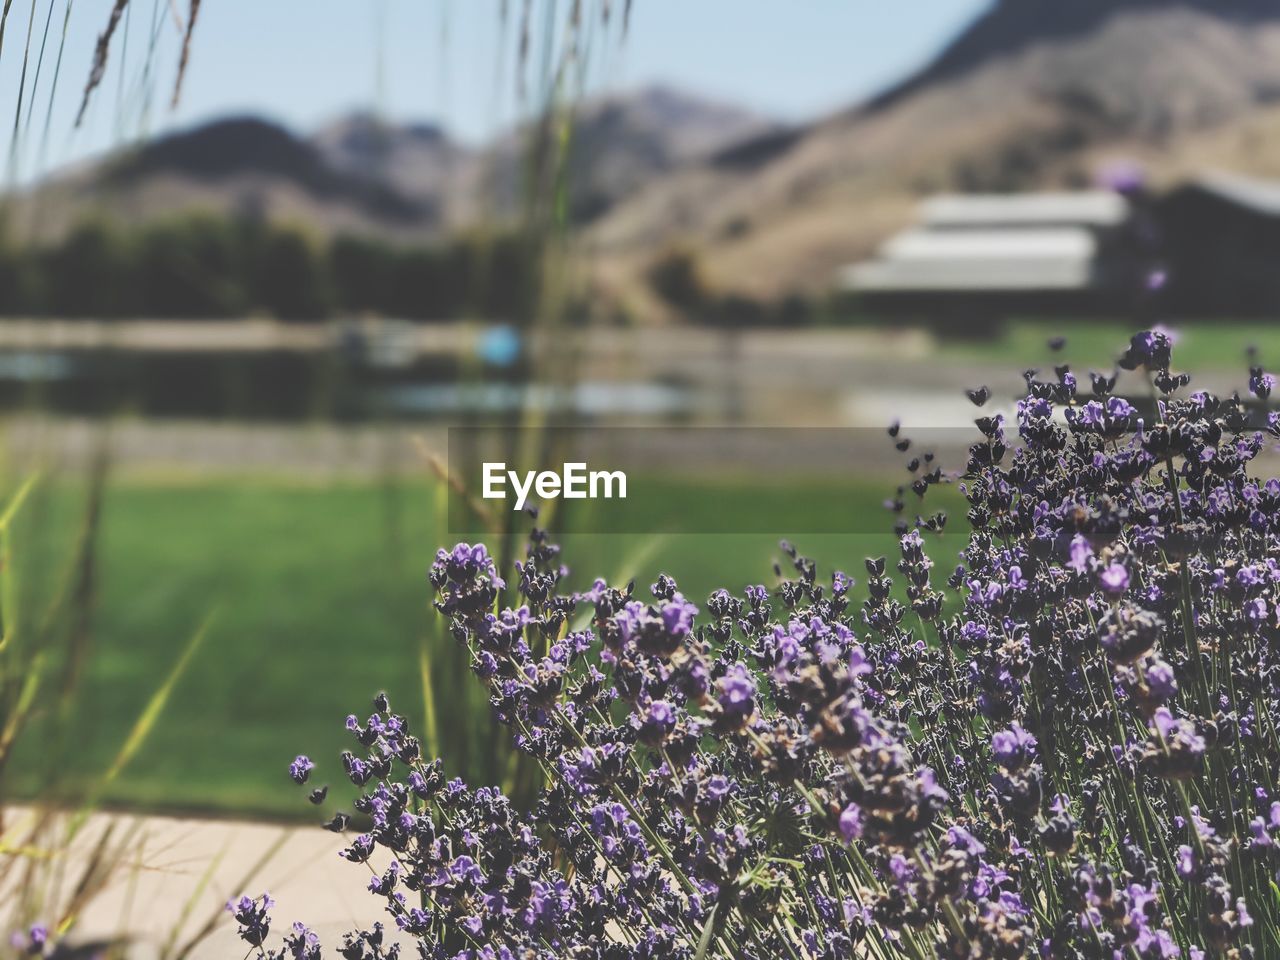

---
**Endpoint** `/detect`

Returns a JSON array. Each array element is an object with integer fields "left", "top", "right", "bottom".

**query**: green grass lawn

[
  {"left": 932, "top": 319, "right": 1280, "bottom": 371},
  {"left": 6, "top": 471, "right": 956, "bottom": 819}
]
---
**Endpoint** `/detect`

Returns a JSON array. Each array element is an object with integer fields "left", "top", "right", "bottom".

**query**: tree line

[{"left": 0, "top": 215, "right": 537, "bottom": 321}]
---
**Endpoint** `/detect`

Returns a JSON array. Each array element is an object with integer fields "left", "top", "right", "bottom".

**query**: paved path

[{"left": 7, "top": 808, "right": 390, "bottom": 960}]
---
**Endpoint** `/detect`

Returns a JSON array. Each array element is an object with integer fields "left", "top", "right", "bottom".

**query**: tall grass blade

[
  {"left": 158, "top": 840, "right": 226, "bottom": 960},
  {"left": 76, "top": 0, "right": 130, "bottom": 127},
  {"left": 0, "top": 473, "right": 40, "bottom": 654},
  {"left": 132, "top": 0, "right": 166, "bottom": 134},
  {"left": 0, "top": 0, "right": 15, "bottom": 63},
  {"left": 170, "top": 828, "right": 289, "bottom": 960},
  {"left": 168, "top": 0, "right": 199, "bottom": 108},
  {"left": 22, "top": 0, "right": 57, "bottom": 138},
  {"left": 37, "top": 0, "right": 74, "bottom": 172},
  {"left": 0, "top": 473, "right": 38, "bottom": 532},
  {"left": 55, "top": 445, "right": 107, "bottom": 708},
  {"left": 71, "top": 609, "right": 218, "bottom": 831},
  {"left": 111, "top": 0, "right": 130, "bottom": 139},
  {"left": 417, "top": 638, "right": 441, "bottom": 767},
  {"left": 0, "top": 650, "right": 42, "bottom": 769},
  {"left": 55, "top": 822, "right": 116, "bottom": 933},
  {"left": 609, "top": 534, "right": 669, "bottom": 594},
  {"left": 57, "top": 821, "right": 144, "bottom": 934},
  {"left": 7, "top": 0, "right": 40, "bottom": 181},
  {"left": 694, "top": 901, "right": 719, "bottom": 960}
]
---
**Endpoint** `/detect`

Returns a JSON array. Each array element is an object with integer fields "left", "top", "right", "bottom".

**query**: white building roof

[
  {"left": 919, "top": 191, "right": 1129, "bottom": 229},
  {"left": 1191, "top": 171, "right": 1280, "bottom": 218},
  {"left": 843, "top": 228, "right": 1098, "bottom": 292},
  {"left": 882, "top": 227, "right": 1096, "bottom": 261}
]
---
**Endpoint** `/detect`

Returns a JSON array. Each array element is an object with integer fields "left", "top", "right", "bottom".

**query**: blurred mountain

[
  {"left": 311, "top": 114, "right": 475, "bottom": 222},
  {"left": 17, "top": 1, "right": 1280, "bottom": 310},
  {"left": 873, "top": 0, "right": 1280, "bottom": 124},
  {"left": 311, "top": 86, "right": 769, "bottom": 226},
  {"left": 14, "top": 87, "right": 769, "bottom": 245},
  {"left": 22, "top": 117, "right": 443, "bottom": 243},
  {"left": 590, "top": 0, "right": 1280, "bottom": 301},
  {"left": 479, "top": 85, "right": 773, "bottom": 223}
]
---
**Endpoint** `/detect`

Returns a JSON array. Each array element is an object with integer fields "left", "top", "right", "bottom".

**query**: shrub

[
  {"left": 254, "top": 229, "right": 335, "bottom": 322},
  {"left": 40, "top": 221, "right": 138, "bottom": 318},
  {"left": 0, "top": 217, "right": 543, "bottom": 323},
  {"left": 135, "top": 215, "right": 251, "bottom": 318},
  {"left": 237, "top": 330, "right": 1280, "bottom": 958},
  {"left": 330, "top": 236, "right": 396, "bottom": 315},
  {"left": 647, "top": 248, "right": 708, "bottom": 313}
]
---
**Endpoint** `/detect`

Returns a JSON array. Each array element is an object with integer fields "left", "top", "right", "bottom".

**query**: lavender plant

[{"left": 238, "top": 330, "right": 1280, "bottom": 958}]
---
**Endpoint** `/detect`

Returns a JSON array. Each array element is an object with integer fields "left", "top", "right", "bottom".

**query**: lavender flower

[
  {"left": 237, "top": 331, "right": 1280, "bottom": 959},
  {"left": 1099, "top": 562, "right": 1130, "bottom": 598},
  {"left": 1250, "top": 367, "right": 1275, "bottom": 400},
  {"left": 287, "top": 755, "right": 314, "bottom": 785},
  {"left": 8, "top": 926, "right": 48, "bottom": 957},
  {"left": 991, "top": 722, "right": 1037, "bottom": 772},
  {"left": 227, "top": 894, "right": 274, "bottom": 947},
  {"left": 838, "top": 803, "right": 863, "bottom": 842}
]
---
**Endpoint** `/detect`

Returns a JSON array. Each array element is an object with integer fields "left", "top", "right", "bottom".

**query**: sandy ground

[{"left": 8, "top": 807, "right": 391, "bottom": 960}]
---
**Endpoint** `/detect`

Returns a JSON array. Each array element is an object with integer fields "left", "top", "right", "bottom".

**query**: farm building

[
  {"left": 839, "top": 191, "right": 1138, "bottom": 321},
  {"left": 840, "top": 176, "right": 1280, "bottom": 322},
  {"left": 1156, "top": 172, "right": 1280, "bottom": 318}
]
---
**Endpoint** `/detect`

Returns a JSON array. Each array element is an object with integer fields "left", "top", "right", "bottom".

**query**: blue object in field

[{"left": 477, "top": 325, "right": 522, "bottom": 367}]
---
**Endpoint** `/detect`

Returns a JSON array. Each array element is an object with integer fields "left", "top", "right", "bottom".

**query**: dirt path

[{"left": 13, "top": 808, "right": 389, "bottom": 960}]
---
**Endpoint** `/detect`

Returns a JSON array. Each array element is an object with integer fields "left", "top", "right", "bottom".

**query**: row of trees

[
  {"left": 0, "top": 216, "right": 537, "bottom": 321},
  {"left": 646, "top": 247, "right": 815, "bottom": 328}
]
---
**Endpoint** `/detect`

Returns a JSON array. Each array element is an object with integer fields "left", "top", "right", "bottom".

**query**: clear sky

[{"left": 0, "top": 0, "right": 987, "bottom": 182}]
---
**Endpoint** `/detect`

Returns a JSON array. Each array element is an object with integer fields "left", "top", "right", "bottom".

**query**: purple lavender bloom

[
  {"left": 1067, "top": 534, "right": 1093, "bottom": 574},
  {"left": 1146, "top": 708, "right": 1206, "bottom": 780},
  {"left": 227, "top": 893, "right": 274, "bottom": 947},
  {"left": 636, "top": 699, "right": 677, "bottom": 746},
  {"left": 1119, "top": 329, "right": 1174, "bottom": 371},
  {"left": 848, "top": 645, "right": 873, "bottom": 679},
  {"left": 706, "top": 775, "right": 734, "bottom": 803},
  {"left": 991, "top": 722, "right": 1037, "bottom": 772},
  {"left": 713, "top": 663, "right": 756, "bottom": 731},
  {"left": 887, "top": 854, "right": 914, "bottom": 890},
  {"left": 1099, "top": 563, "right": 1129, "bottom": 598},
  {"left": 838, "top": 803, "right": 863, "bottom": 842},
  {"left": 1097, "top": 159, "right": 1145, "bottom": 194},
  {"left": 285, "top": 922, "right": 321, "bottom": 960},
  {"left": 288, "top": 755, "right": 314, "bottom": 785},
  {"left": 660, "top": 594, "right": 698, "bottom": 639},
  {"left": 947, "top": 825, "right": 986, "bottom": 856},
  {"left": 9, "top": 926, "right": 49, "bottom": 957},
  {"left": 1250, "top": 368, "right": 1276, "bottom": 400},
  {"left": 1145, "top": 657, "right": 1178, "bottom": 703},
  {"left": 1007, "top": 565, "right": 1027, "bottom": 591}
]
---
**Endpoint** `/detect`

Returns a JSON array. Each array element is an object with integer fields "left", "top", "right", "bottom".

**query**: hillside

[
  {"left": 10, "top": 86, "right": 768, "bottom": 246},
  {"left": 311, "top": 114, "right": 477, "bottom": 226},
  {"left": 12, "top": 1, "right": 1280, "bottom": 311},
  {"left": 476, "top": 85, "right": 771, "bottom": 224},
  {"left": 589, "top": 0, "right": 1280, "bottom": 302},
  {"left": 12, "top": 117, "right": 443, "bottom": 245}
]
